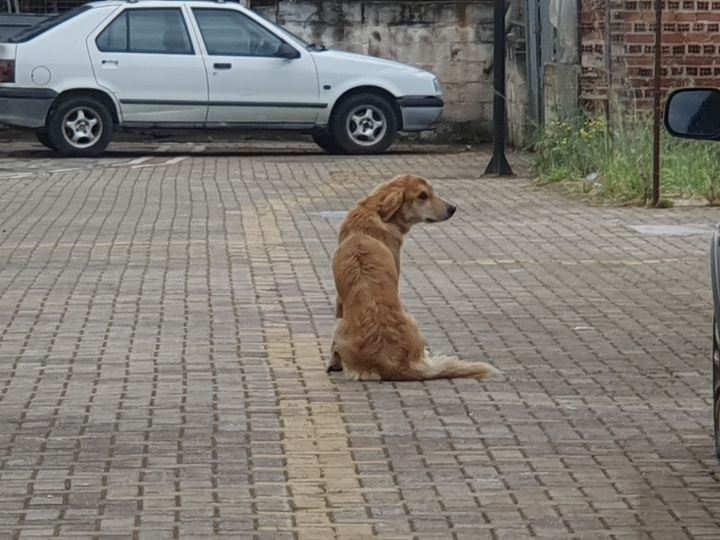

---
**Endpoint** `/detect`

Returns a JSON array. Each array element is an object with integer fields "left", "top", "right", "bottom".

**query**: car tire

[
  {"left": 714, "top": 315, "right": 720, "bottom": 460},
  {"left": 311, "top": 130, "right": 344, "bottom": 154},
  {"left": 331, "top": 93, "right": 397, "bottom": 154},
  {"left": 34, "top": 130, "right": 57, "bottom": 151},
  {"left": 47, "top": 95, "right": 114, "bottom": 157}
]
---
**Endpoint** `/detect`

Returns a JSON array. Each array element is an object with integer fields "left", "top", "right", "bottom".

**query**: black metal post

[{"left": 484, "top": 0, "right": 514, "bottom": 177}]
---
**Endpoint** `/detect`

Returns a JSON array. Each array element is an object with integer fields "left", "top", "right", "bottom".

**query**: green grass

[{"left": 532, "top": 112, "right": 720, "bottom": 205}]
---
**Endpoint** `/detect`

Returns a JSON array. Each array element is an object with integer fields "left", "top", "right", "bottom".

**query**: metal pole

[
  {"left": 604, "top": 0, "right": 612, "bottom": 127},
  {"left": 484, "top": 0, "right": 514, "bottom": 177},
  {"left": 651, "top": 0, "right": 662, "bottom": 206}
]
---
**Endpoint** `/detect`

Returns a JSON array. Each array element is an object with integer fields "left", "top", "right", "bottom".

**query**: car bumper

[
  {"left": 0, "top": 87, "right": 57, "bottom": 128},
  {"left": 398, "top": 96, "right": 444, "bottom": 132}
]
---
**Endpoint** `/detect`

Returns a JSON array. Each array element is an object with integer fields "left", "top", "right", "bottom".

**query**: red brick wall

[{"left": 581, "top": 0, "right": 720, "bottom": 111}]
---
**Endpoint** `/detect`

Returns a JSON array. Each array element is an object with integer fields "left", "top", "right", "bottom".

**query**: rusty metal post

[
  {"left": 605, "top": 0, "right": 612, "bottom": 127},
  {"left": 651, "top": 0, "right": 662, "bottom": 206}
]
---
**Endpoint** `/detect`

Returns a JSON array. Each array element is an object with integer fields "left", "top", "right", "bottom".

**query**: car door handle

[
  {"left": 213, "top": 63, "right": 232, "bottom": 70},
  {"left": 101, "top": 59, "right": 119, "bottom": 66}
]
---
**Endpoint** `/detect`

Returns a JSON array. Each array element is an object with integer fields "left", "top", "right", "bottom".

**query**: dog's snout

[{"left": 447, "top": 204, "right": 457, "bottom": 217}]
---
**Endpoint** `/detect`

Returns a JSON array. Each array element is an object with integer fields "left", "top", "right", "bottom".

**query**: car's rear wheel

[
  {"left": 311, "top": 130, "right": 344, "bottom": 154},
  {"left": 331, "top": 93, "right": 397, "bottom": 154},
  {"left": 713, "top": 315, "right": 720, "bottom": 459},
  {"left": 34, "top": 130, "right": 57, "bottom": 151},
  {"left": 47, "top": 95, "right": 114, "bottom": 157}
]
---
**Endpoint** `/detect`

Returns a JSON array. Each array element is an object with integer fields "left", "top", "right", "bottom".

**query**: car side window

[
  {"left": 96, "top": 8, "right": 194, "bottom": 55},
  {"left": 193, "top": 8, "right": 284, "bottom": 57}
]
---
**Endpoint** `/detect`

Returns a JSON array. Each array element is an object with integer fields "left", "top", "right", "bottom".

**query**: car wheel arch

[{"left": 48, "top": 88, "right": 120, "bottom": 126}]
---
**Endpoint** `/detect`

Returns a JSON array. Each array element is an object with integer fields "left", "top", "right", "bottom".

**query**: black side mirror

[
  {"left": 276, "top": 42, "right": 300, "bottom": 60},
  {"left": 665, "top": 88, "right": 720, "bottom": 140}
]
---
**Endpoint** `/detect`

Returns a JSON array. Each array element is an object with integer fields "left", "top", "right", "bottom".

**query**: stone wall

[{"left": 252, "top": 0, "right": 528, "bottom": 145}]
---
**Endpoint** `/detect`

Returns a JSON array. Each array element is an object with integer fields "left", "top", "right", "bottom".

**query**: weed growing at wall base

[{"left": 532, "top": 112, "right": 720, "bottom": 205}]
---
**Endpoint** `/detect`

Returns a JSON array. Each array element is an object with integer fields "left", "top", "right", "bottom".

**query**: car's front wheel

[
  {"left": 47, "top": 95, "right": 114, "bottom": 157},
  {"left": 331, "top": 93, "right": 398, "bottom": 154}
]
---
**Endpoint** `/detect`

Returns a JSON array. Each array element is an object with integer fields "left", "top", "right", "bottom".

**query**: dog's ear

[{"left": 377, "top": 188, "right": 404, "bottom": 221}]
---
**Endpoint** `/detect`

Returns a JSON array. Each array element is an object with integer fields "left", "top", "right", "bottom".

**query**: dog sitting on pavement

[{"left": 326, "top": 174, "right": 497, "bottom": 382}]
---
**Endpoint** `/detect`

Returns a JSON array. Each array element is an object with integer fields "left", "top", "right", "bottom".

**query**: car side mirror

[
  {"left": 665, "top": 88, "right": 720, "bottom": 140},
  {"left": 276, "top": 42, "right": 300, "bottom": 60}
]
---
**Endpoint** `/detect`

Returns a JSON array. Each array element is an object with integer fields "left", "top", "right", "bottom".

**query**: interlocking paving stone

[{"left": 0, "top": 139, "right": 719, "bottom": 539}]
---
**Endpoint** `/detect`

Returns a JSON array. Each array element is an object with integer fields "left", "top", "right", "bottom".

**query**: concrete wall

[
  {"left": 544, "top": 0, "right": 580, "bottom": 122},
  {"left": 252, "top": 0, "right": 528, "bottom": 145},
  {"left": 506, "top": 42, "right": 529, "bottom": 146}
]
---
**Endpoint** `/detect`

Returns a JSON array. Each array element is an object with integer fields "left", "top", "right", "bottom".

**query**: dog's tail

[{"left": 410, "top": 352, "right": 498, "bottom": 381}]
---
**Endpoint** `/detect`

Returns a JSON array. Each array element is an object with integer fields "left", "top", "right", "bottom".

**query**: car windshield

[{"left": 8, "top": 4, "right": 91, "bottom": 43}]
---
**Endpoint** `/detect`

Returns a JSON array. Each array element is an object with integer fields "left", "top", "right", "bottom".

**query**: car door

[
  {"left": 190, "top": 7, "right": 321, "bottom": 125},
  {"left": 87, "top": 6, "right": 209, "bottom": 124}
]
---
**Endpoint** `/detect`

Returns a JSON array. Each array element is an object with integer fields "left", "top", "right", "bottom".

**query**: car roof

[
  {"left": 85, "top": 0, "right": 245, "bottom": 4},
  {"left": 86, "top": 0, "right": 245, "bottom": 8}
]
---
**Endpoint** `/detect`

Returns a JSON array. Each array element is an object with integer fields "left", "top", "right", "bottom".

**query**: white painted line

[
  {"left": 164, "top": 156, "right": 188, "bottom": 165},
  {"left": 130, "top": 155, "right": 188, "bottom": 169},
  {"left": 127, "top": 156, "right": 152, "bottom": 166},
  {"left": 0, "top": 173, "right": 34, "bottom": 179}
]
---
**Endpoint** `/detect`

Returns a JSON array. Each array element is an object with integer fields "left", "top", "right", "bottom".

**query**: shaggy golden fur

[{"left": 327, "top": 174, "right": 497, "bottom": 381}]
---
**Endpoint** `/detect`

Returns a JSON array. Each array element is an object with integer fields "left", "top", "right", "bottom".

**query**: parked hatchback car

[
  {"left": 0, "top": 0, "right": 444, "bottom": 156},
  {"left": 665, "top": 86, "right": 720, "bottom": 461}
]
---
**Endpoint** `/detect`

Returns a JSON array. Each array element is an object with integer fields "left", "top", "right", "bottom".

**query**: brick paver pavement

[{"left": 0, "top": 139, "right": 719, "bottom": 540}]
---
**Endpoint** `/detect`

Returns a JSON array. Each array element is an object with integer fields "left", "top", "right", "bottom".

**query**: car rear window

[{"left": 8, "top": 5, "right": 91, "bottom": 43}]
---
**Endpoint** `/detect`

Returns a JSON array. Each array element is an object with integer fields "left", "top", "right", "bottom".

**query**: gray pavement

[{"left": 0, "top": 138, "right": 719, "bottom": 540}]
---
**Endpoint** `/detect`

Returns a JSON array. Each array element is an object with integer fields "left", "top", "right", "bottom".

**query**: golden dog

[{"left": 327, "top": 174, "right": 497, "bottom": 381}]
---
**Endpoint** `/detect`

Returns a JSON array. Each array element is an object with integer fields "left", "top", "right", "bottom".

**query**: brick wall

[
  {"left": 13, "top": 0, "right": 85, "bottom": 13},
  {"left": 580, "top": 0, "right": 720, "bottom": 111}
]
